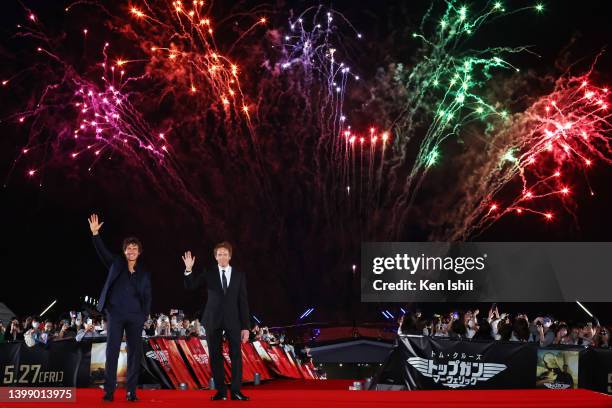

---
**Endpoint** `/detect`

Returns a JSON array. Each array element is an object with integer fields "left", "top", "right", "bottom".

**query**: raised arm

[
  {"left": 182, "top": 251, "right": 206, "bottom": 290},
  {"left": 88, "top": 213, "right": 115, "bottom": 268}
]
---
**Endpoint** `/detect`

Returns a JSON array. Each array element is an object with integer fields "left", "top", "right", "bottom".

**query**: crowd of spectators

[
  {"left": 0, "top": 310, "right": 294, "bottom": 355},
  {"left": 0, "top": 310, "right": 311, "bottom": 368},
  {"left": 249, "top": 324, "right": 296, "bottom": 357},
  {"left": 1, "top": 312, "right": 108, "bottom": 345},
  {"left": 397, "top": 305, "right": 610, "bottom": 348},
  {"left": 0, "top": 310, "right": 207, "bottom": 346},
  {"left": 2, "top": 305, "right": 608, "bottom": 350}
]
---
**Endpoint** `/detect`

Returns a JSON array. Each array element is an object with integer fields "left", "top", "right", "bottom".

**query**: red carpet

[{"left": 1, "top": 381, "right": 610, "bottom": 408}]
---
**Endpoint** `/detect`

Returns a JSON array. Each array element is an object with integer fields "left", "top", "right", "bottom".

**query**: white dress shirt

[{"left": 218, "top": 265, "right": 232, "bottom": 288}]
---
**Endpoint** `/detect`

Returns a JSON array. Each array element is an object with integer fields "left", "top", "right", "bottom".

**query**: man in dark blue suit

[
  {"left": 88, "top": 214, "right": 152, "bottom": 403},
  {"left": 182, "top": 242, "right": 250, "bottom": 401}
]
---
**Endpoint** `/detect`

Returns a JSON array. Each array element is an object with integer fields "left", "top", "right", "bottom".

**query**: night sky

[{"left": 1, "top": 0, "right": 611, "bottom": 326}]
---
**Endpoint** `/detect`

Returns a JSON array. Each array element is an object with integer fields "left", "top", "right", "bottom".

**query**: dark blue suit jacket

[{"left": 93, "top": 235, "right": 152, "bottom": 316}]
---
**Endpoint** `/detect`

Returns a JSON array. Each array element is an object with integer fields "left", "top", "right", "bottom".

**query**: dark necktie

[{"left": 221, "top": 269, "right": 228, "bottom": 294}]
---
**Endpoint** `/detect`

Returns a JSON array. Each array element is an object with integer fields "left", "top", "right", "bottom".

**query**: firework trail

[
  {"left": 2, "top": 0, "right": 275, "bottom": 229},
  {"left": 8, "top": 55, "right": 210, "bottom": 213},
  {"left": 431, "top": 69, "right": 612, "bottom": 240},
  {"left": 3, "top": 0, "right": 612, "bottom": 249},
  {"left": 378, "top": 1, "right": 542, "bottom": 239},
  {"left": 117, "top": 0, "right": 279, "bottom": 211},
  {"left": 4, "top": 0, "right": 612, "bottom": 318},
  {"left": 252, "top": 5, "right": 391, "bottom": 242},
  {"left": 370, "top": 1, "right": 612, "bottom": 241},
  {"left": 1, "top": 1, "right": 390, "bottom": 304},
  {"left": 120, "top": 1, "right": 261, "bottom": 130}
]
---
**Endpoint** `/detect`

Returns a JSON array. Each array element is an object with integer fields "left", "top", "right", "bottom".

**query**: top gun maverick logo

[{"left": 408, "top": 351, "right": 507, "bottom": 388}]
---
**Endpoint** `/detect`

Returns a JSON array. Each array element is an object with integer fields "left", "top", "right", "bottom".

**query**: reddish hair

[{"left": 214, "top": 241, "right": 233, "bottom": 257}]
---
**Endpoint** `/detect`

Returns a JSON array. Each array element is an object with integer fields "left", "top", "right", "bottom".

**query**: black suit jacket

[
  {"left": 184, "top": 267, "right": 250, "bottom": 331},
  {"left": 93, "top": 235, "right": 152, "bottom": 317}
]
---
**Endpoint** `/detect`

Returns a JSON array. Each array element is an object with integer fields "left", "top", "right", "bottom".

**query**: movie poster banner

[
  {"left": 0, "top": 341, "right": 90, "bottom": 388},
  {"left": 536, "top": 349, "right": 579, "bottom": 389},
  {"left": 176, "top": 337, "right": 212, "bottom": 388},
  {"left": 242, "top": 342, "right": 272, "bottom": 380},
  {"left": 147, "top": 337, "right": 199, "bottom": 389},
  {"left": 371, "top": 335, "right": 536, "bottom": 390},
  {"left": 1, "top": 337, "right": 321, "bottom": 390},
  {"left": 90, "top": 341, "right": 127, "bottom": 386},
  {"left": 141, "top": 339, "right": 174, "bottom": 389}
]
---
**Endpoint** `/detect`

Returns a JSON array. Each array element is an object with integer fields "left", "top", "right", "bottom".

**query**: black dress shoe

[
  {"left": 230, "top": 391, "right": 250, "bottom": 401},
  {"left": 102, "top": 391, "right": 114, "bottom": 402},
  {"left": 126, "top": 391, "right": 139, "bottom": 402},
  {"left": 211, "top": 391, "right": 227, "bottom": 401}
]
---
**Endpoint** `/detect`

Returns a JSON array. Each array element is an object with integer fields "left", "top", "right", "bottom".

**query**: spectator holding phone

[
  {"left": 76, "top": 318, "right": 105, "bottom": 342},
  {"left": 533, "top": 317, "right": 555, "bottom": 346},
  {"left": 579, "top": 322, "right": 596, "bottom": 346},
  {"left": 57, "top": 320, "right": 75, "bottom": 339},
  {"left": 8, "top": 318, "right": 23, "bottom": 342},
  {"left": 40, "top": 320, "right": 56, "bottom": 343},
  {"left": 24, "top": 317, "right": 45, "bottom": 347}
]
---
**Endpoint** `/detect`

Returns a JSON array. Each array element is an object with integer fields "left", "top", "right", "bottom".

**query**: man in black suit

[
  {"left": 88, "top": 214, "right": 152, "bottom": 403},
  {"left": 182, "top": 242, "right": 250, "bottom": 401}
]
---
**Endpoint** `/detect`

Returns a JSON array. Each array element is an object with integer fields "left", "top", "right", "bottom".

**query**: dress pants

[
  {"left": 206, "top": 325, "right": 242, "bottom": 393},
  {"left": 104, "top": 312, "right": 144, "bottom": 394}
]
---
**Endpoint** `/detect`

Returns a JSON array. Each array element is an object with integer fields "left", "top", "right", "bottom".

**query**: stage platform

[{"left": 1, "top": 380, "right": 610, "bottom": 407}]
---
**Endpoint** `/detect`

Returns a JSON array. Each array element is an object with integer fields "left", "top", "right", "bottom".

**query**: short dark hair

[
  {"left": 214, "top": 241, "right": 233, "bottom": 257},
  {"left": 122, "top": 237, "right": 143, "bottom": 253}
]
